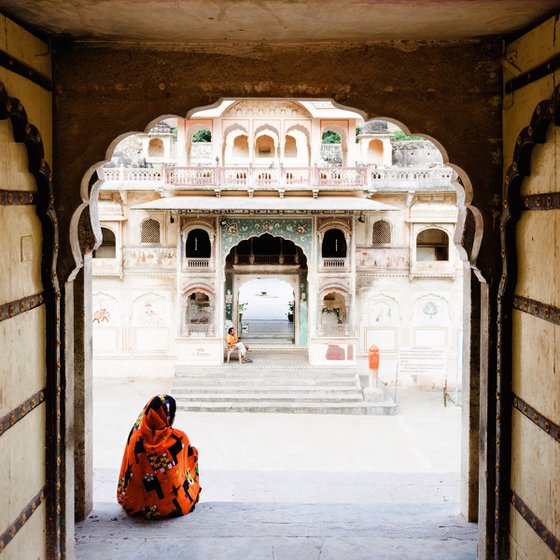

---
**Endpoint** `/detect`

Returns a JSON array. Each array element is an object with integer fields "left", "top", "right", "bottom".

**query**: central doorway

[
  {"left": 237, "top": 277, "right": 296, "bottom": 346},
  {"left": 225, "top": 232, "right": 309, "bottom": 349}
]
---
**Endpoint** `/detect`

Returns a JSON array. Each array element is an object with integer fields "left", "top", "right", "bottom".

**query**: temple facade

[{"left": 92, "top": 100, "right": 463, "bottom": 387}]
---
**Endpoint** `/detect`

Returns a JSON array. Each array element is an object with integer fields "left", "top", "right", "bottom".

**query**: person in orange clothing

[
  {"left": 225, "top": 326, "right": 252, "bottom": 363},
  {"left": 117, "top": 394, "right": 201, "bottom": 519}
]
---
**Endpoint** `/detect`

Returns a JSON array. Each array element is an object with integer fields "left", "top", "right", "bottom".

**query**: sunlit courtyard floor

[{"left": 75, "top": 375, "right": 476, "bottom": 559}]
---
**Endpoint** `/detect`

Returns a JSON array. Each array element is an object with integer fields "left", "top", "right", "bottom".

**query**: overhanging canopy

[{"left": 132, "top": 196, "right": 398, "bottom": 212}]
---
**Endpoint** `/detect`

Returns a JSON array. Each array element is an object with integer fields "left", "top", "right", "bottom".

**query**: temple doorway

[
  {"left": 237, "top": 277, "right": 296, "bottom": 346},
  {"left": 225, "top": 233, "right": 308, "bottom": 350}
]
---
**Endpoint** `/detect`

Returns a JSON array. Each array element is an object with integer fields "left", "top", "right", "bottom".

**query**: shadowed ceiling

[{"left": 1, "top": 0, "right": 559, "bottom": 43}]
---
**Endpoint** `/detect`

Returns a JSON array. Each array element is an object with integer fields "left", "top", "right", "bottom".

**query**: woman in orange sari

[{"left": 117, "top": 394, "right": 201, "bottom": 519}]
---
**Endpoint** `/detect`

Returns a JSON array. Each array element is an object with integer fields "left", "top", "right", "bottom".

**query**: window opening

[
  {"left": 372, "top": 220, "right": 391, "bottom": 245},
  {"left": 140, "top": 218, "right": 161, "bottom": 244},
  {"left": 93, "top": 227, "right": 116, "bottom": 258},
  {"left": 416, "top": 228, "right": 449, "bottom": 261}
]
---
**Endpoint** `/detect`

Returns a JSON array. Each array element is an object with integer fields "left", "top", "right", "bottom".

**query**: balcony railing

[
  {"left": 233, "top": 254, "right": 299, "bottom": 266},
  {"left": 99, "top": 165, "right": 453, "bottom": 192},
  {"left": 321, "top": 257, "right": 348, "bottom": 269},
  {"left": 184, "top": 257, "right": 212, "bottom": 269},
  {"left": 319, "top": 324, "right": 352, "bottom": 337},
  {"left": 184, "top": 323, "right": 214, "bottom": 337}
]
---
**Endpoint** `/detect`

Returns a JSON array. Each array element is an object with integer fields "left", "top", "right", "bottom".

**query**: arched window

[
  {"left": 93, "top": 227, "right": 116, "bottom": 258},
  {"left": 148, "top": 137, "right": 164, "bottom": 157},
  {"left": 322, "top": 130, "right": 341, "bottom": 144},
  {"left": 255, "top": 134, "right": 275, "bottom": 158},
  {"left": 321, "top": 291, "right": 347, "bottom": 323},
  {"left": 232, "top": 135, "right": 249, "bottom": 158},
  {"left": 372, "top": 220, "right": 391, "bottom": 246},
  {"left": 321, "top": 229, "right": 347, "bottom": 258},
  {"left": 367, "top": 139, "right": 384, "bottom": 164},
  {"left": 416, "top": 228, "right": 449, "bottom": 261},
  {"left": 284, "top": 135, "right": 297, "bottom": 158},
  {"left": 185, "top": 291, "right": 213, "bottom": 336},
  {"left": 140, "top": 218, "right": 161, "bottom": 244},
  {"left": 186, "top": 229, "right": 211, "bottom": 258}
]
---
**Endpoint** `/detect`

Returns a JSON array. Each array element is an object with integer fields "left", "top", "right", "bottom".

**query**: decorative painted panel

[
  {"left": 221, "top": 218, "right": 312, "bottom": 258},
  {"left": 357, "top": 248, "right": 409, "bottom": 270},
  {"left": 123, "top": 247, "right": 176, "bottom": 268}
]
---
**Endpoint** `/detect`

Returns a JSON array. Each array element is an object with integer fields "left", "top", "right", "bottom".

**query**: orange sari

[{"left": 117, "top": 394, "right": 201, "bottom": 519}]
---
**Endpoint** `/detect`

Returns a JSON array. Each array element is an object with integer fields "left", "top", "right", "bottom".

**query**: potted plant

[
  {"left": 238, "top": 302, "right": 247, "bottom": 322},
  {"left": 287, "top": 301, "right": 294, "bottom": 322}
]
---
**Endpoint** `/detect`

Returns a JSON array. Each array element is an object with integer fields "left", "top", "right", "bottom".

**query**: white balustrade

[
  {"left": 319, "top": 324, "right": 352, "bottom": 337},
  {"left": 369, "top": 167, "right": 453, "bottom": 189},
  {"left": 184, "top": 257, "right": 212, "bottom": 269},
  {"left": 321, "top": 257, "right": 348, "bottom": 269},
  {"left": 170, "top": 167, "right": 215, "bottom": 187},
  {"left": 318, "top": 167, "right": 366, "bottom": 188},
  {"left": 184, "top": 323, "right": 213, "bottom": 337},
  {"left": 100, "top": 165, "right": 453, "bottom": 192}
]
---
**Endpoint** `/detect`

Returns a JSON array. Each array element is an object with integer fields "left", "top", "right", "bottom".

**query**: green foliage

[
  {"left": 355, "top": 127, "right": 361, "bottom": 142},
  {"left": 192, "top": 129, "right": 212, "bottom": 143},
  {"left": 391, "top": 130, "right": 424, "bottom": 142},
  {"left": 321, "top": 130, "right": 341, "bottom": 144}
]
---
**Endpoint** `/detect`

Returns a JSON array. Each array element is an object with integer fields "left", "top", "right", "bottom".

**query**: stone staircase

[{"left": 172, "top": 363, "right": 397, "bottom": 415}]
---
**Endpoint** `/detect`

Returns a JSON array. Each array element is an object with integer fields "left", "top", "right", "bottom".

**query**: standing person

[
  {"left": 225, "top": 326, "right": 252, "bottom": 363},
  {"left": 117, "top": 394, "right": 201, "bottom": 519}
]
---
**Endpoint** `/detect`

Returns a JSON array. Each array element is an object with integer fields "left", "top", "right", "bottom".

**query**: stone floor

[{"left": 75, "top": 373, "right": 476, "bottom": 559}]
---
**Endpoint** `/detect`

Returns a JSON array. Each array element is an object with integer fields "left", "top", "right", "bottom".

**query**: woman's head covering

[{"left": 145, "top": 394, "right": 176, "bottom": 428}]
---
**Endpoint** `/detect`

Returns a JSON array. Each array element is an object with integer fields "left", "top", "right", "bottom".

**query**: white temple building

[{"left": 92, "top": 99, "right": 463, "bottom": 389}]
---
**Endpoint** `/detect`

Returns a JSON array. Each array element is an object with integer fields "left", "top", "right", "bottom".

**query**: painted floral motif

[{"left": 222, "top": 218, "right": 312, "bottom": 257}]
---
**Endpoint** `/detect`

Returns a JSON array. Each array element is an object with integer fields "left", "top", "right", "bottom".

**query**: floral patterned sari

[{"left": 117, "top": 394, "right": 201, "bottom": 519}]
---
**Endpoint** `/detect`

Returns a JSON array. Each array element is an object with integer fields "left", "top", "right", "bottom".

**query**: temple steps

[{"left": 172, "top": 364, "right": 397, "bottom": 415}]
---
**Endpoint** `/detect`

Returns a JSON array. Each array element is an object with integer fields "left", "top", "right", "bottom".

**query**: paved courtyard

[{"left": 75, "top": 375, "right": 476, "bottom": 559}]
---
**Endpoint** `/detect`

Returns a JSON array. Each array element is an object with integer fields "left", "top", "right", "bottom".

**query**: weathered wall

[
  {"left": 0, "top": 14, "right": 51, "bottom": 559},
  {"left": 502, "top": 15, "right": 560, "bottom": 560}
]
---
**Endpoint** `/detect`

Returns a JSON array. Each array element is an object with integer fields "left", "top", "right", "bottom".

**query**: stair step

[
  {"left": 177, "top": 401, "right": 397, "bottom": 415},
  {"left": 174, "top": 393, "right": 365, "bottom": 402},
  {"left": 172, "top": 385, "right": 361, "bottom": 394},
  {"left": 174, "top": 372, "right": 360, "bottom": 380},
  {"left": 173, "top": 379, "right": 359, "bottom": 388}
]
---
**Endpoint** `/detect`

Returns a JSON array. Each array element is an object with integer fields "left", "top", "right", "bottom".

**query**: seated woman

[{"left": 117, "top": 394, "right": 201, "bottom": 519}]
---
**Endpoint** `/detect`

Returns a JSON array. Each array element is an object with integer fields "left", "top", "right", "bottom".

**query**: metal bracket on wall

[
  {"left": 511, "top": 492, "right": 560, "bottom": 557},
  {"left": 0, "top": 48, "right": 52, "bottom": 91},
  {"left": 505, "top": 52, "right": 560, "bottom": 94}
]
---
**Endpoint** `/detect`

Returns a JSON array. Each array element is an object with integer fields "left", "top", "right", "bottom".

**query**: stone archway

[{"left": 64, "top": 98, "right": 488, "bottom": 558}]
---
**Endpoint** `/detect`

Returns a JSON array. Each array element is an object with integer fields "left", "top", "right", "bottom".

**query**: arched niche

[
  {"left": 93, "top": 226, "right": 117, "bottom": 258},
  {"left": 416, "top": 227, "right": 449, "bottom": 261}
]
